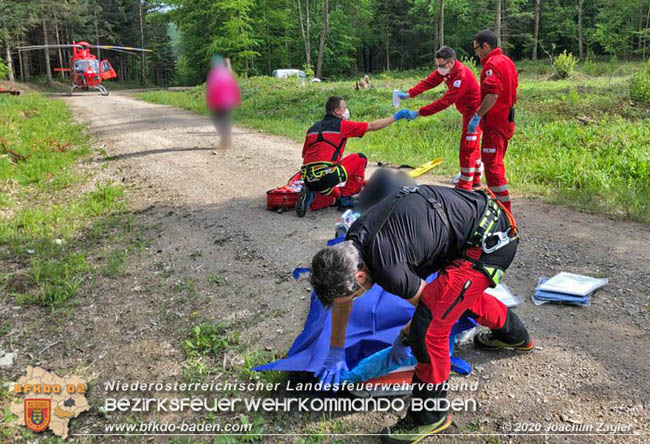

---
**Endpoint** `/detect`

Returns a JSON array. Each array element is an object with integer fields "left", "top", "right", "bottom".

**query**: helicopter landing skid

[{"left": 68, "top": 83, "right": 109, "bottom": 96}]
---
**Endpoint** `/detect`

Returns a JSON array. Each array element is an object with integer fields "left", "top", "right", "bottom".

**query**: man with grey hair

[{"left": 310, "top": 184, "right": 533, "bottom": 443}]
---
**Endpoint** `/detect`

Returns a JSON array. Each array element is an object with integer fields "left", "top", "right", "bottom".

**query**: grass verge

[
  {"left": 138, "top": 60, "right": 650, "bottom": 224},
  {"left": 0, "top": 92, "right": 127, "bottom": 310}
]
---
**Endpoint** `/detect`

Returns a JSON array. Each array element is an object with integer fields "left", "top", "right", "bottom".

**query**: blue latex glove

[
  {"left": 314, "top": 347, "right": 348, "bottom": 390},
  {"left": 386, "top": 330, "right": 413, "bottom": 366},
  {"left": 468, "top": 113, "right": 481, "bottom": 133},
  {"left": 396, "top": 90, "right": 409, "bottom": 99},
  {"left": 393, "top": 108, "right": 411, "bottom": 121},
  {"left": 406, "top": 110, "right": 419, "bottom": 121}
]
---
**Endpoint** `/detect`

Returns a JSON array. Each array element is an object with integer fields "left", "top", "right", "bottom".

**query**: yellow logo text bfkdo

[{"left": 14, "top": 383, "right": 87, "bottom": 394}]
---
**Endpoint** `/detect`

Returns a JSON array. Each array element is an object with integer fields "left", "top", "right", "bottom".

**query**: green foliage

[
  {"left": 0, "top": 58, "right": 8, "bottom": 80},
  {"left": 175, "top": 276, "right": 197, "bottom": 297},
  {"left": 458, "top": 56, "right": 479, "bottom": 78},
  {"left": 212, "top": 0, "right": 261, "bottom": 74},
  {"left": 104, "top": 249, "right": 128, "bottom": 276},
  {"left": 0, "top": 320, "right": 10, "bottom": 337},
  {"left": 14, "top": 253, "right": 90, "bottom": 308},
  {"left": 0, "top": 94, "right": 89, "bottom": 187},
  {"left": 207, "top": 273, "right": 223, "bottom": 285},
  {"left": 7, "top": 0, "right": 650, "bottom": 87},
  {"left": 0, "top": 93, "right": 128, "bottom": 309},
  {"left": 303, "top": 64, "right": 315, "bottom": 78},
  {"left": 185, "top": 322, "right": 239, "bottom": 357},
  {"left": 630, "top": 60, "right": 650, "bottom": 105},
  {"left": 82, "top": 183, "right": 125, "bottom": 216},
  {"left": 553, "top": 51, "right": 578, "bottom": 79},
  {"left": 239, "top": 350, "right": 286, "bottom": 385},
  {"left": 146, "top": 11, "right": 177, "bottom": 87}
]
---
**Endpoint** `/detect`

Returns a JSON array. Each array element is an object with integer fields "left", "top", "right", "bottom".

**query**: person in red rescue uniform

[
  {"left": 467, "top": 29, "right": 519, "bottom": 212},
  {"left": 395, "top": 46, "right": 482, "bottom": 191},
  {"left": 296, "top": 96, "right": 410, "bottom": 216}
]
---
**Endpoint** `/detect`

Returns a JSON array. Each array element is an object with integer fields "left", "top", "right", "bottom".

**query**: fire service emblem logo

[{"left": 24, "top": 399, "right": 51, "bottom": 433}]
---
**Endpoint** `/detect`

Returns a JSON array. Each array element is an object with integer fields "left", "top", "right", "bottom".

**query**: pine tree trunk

[
  {"left": 265, "top": 2, "right": 271, "bottom": 74},
  {"left": 17, "top": 40, "right": 24, "bottom": 82},
  {"left": 495, "top": 0, "right": 502, "bottom": 47},
  {"left": 316, "top": 0, "right": 328, "bottom": 79},
  {"left": 55, "top": 22, "right": 64, "bottom": 78},
  {"left": 643, "top": 1, "right": 650, "bottom": 60},
  {"left": 385, "top": 27, "right": 390, "bottom": 71},
  {"left": 42, "top": 20, "right": 53, "bottom": 84},
  {"left": 502, "top": 0, "right": 508, "bottom": 50},
  {"left": 578, "top": 0, "right": 584, "bottom": 60},
  {"left": 95, "top": 16, "right": 101, "bottom": 61},
  {"left": 532, "top": 0, "right": 540, "bottom": 60},
  {"left": 400, "top": 30, "right": 403, "bottom": 69},
  {"left": 23, "top": 43, "right": 30, "bottom": 81},
  {"left": 433, "top": 20, "right": 439, "bottom": 56},
  {"left": 139, "top": 0, "right": 145, "bottom": 86},
  {"left": 297, "top": 0, "right": 312, "bottom": 67},
  {"left": 5, "top": 43, "right": 15, "bottom": 82},
  {"left": 639, "top": 4, "right": 644, "bottom": 50},
  {"left": 439, "top": 0, "right": 444, "bottom": 47},
  {"left": 306, "top": 0, "right": 311, "bottom": 66}
]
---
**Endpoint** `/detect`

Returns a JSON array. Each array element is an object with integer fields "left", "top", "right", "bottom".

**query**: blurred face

[
  {"left": 334, "top": 99, "right": 348, "bottom": 120},
  {"left": 473, "top": 40, "right": 491, "bottom": 59},
  {"left": 436, "top": 57, "right": 455, "bottom": 75},
  {"left": 332, "top": 269, "right": 372, "bottom": 305}
]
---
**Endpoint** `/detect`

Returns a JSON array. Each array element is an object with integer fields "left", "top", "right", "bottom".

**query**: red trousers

[
  {"left": 456, "top": 114, "right": 482, "bottom": 191},
  {"left": 413, "top": 255, "right": 508, "bottom": 384},
  {"left": 310, "top": 153, "right": 367, "bottom": 211},
  {"left": 481, "top": 126, "right": 514, "bottom": 212}
]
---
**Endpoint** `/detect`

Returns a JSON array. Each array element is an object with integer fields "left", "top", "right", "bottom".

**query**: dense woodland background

[{"left": 1, "top": 0, "right": 649, "bottom": 86}]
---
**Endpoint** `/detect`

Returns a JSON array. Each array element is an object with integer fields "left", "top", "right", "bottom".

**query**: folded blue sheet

[{"left": 532, "top": 277, "right": 592, "bottom": 306}]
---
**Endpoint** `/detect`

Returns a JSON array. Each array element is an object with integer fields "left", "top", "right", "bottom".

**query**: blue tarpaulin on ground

[
  {"left": 254, "top": 272, "right": 475, "bottom": 376},
  {"left": 254, "top": 235, "right": 473, "bottom": 377},
  {"left": 254, "top": 275, "right": 429, "bottom": 373}
]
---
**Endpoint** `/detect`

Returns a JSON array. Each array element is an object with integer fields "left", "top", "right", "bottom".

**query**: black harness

[
  {"left": 307, "top": 131, "right": 347, "bottom": 162},
  {"left": 367, "top": 186, "right": 450, "bottom": 246}
]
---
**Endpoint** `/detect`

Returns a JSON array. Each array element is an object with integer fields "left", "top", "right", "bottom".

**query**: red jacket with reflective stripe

[
  {"left": 407, "top": 60, "right": 480, "bottom": 118},
  {"left": 302, "top": 114, "right": 368, "bottom": 165},
  {"left": 479, "top": 48, "right": 518, "bottom": 131}
]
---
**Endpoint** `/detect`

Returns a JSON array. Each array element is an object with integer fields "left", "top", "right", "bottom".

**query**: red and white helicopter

[{"left": 17, "top": 41, "right": 151, "bottom": 96}]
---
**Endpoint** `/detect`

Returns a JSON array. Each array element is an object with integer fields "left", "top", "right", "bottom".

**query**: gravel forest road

[{"left": 59, "top": 90, "right": 650, "bottom": 443}]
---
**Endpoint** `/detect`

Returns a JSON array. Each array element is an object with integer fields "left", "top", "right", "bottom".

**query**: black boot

[
  {"left": 474, "top": 308, "right": 534, "bottom": 351},
  {"left": 380, "top": 374, "right": 452, "bottom": 443}
]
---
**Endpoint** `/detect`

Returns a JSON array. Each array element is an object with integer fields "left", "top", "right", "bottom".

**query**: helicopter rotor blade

[
  {"left": 15, "top": 44, "right": 83, "bottom": 51},
  {"left": 87, "top": 44, "right": 152, "bottom": 53},
  {"left": 14, "top": 44, "right": 151, "bottom": 54}
]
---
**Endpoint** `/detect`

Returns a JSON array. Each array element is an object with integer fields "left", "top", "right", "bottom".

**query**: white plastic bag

[
  {"left": 538, "top": 272, "right": 608, "bottom": 296},
  {"left": 485, "top": 283, "right": 521, "bottom": 307}
]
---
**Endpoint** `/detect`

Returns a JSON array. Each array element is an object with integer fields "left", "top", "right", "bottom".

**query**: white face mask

[
  {"left": 342, "top": 108, "right": 350, "bottom": 120},
  {"left": 437, "top": 66, "right": 451, "bottom": 76},
  {"left": 351, "top": 280, "right": 370, "bottom": 302}
]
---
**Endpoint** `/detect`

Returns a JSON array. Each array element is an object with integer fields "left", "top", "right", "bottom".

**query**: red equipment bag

[
  {"left": 266, "top": 185, "right": 300, "bottom": 213},
  {"left": 266, "top": 172, "right": 302, "bottom": 213}
]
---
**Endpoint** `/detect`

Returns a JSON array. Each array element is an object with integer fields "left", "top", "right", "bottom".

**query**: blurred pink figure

[{"left": 206, "top": 55, "right": 241, "bottom": 149}]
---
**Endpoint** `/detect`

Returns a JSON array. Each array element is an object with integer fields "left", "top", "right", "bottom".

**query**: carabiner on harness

[
  {"left": 470, "top": 192, "right": 518, "bottom": 255},
  {"left": 481, "top": 229, "right": 517, "bottom": 254}
]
